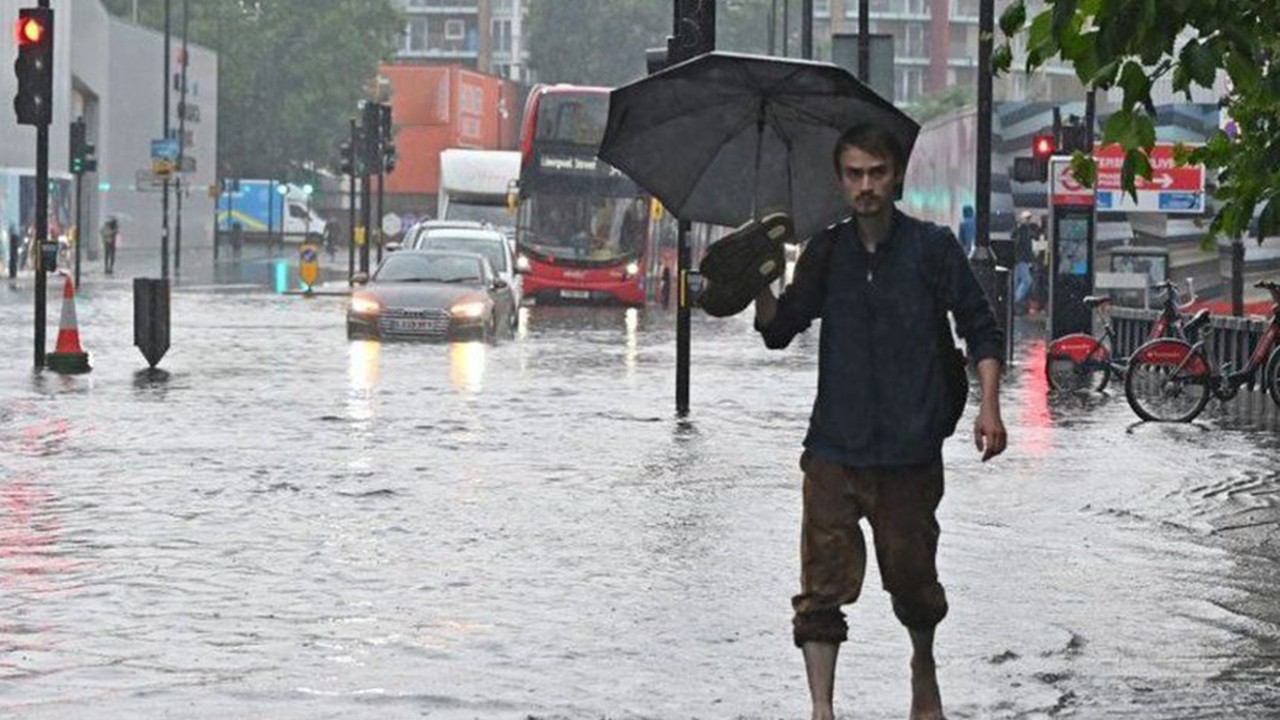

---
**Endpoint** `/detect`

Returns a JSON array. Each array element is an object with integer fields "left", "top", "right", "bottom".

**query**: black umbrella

[{"left": 599, "top": 52, "right": 919, "bottom": 242}]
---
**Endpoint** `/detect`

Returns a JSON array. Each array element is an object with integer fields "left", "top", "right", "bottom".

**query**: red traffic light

[
  {"left": 1032, "top": 134, "right": 1055, "bottom": 159},
  {"left": 16, "top": 16, "right": 45, "bottom": 45}
]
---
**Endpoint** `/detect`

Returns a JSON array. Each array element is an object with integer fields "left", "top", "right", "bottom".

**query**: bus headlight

[
  {"left": 350, "top": 296, "right": 381, "bottom": 315},
  {"left": 624, "top": 261, "right": 640, "bottom": 278},
  {"left": 450, "top": 301, "right": 487, "bottom": 319}
]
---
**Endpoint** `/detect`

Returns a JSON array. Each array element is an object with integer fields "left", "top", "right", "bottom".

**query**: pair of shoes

[{"left": 697, "top": 213, "right": 792, "bottom": 318}]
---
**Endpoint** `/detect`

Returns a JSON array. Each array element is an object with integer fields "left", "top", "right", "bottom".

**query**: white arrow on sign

[{"left": 1151, "top": 174, "right": 1174, "bottom": 189}]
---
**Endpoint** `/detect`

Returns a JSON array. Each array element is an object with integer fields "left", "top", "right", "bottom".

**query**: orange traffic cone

[{"left": 46, "top": 272, "right": 91, "bottom": 374}]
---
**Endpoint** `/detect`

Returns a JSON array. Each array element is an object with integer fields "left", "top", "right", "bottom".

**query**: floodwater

[{"left": 2, "top": 276, "right": 1279, "bottom": 719}]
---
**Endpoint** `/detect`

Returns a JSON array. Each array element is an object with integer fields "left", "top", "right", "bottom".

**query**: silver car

[{"left": 412, "top": 227, "right": 526, "bottom": 323}]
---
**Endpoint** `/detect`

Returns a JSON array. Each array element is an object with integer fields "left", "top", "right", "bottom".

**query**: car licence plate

[
  {"left": 388, "top": 318, "right": 433, "bottom": 332},
  {"left": 560, "top": 289, "right": 589, "bottom": 300}
]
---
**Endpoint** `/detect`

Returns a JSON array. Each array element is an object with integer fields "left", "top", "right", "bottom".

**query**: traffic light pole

[
  {"left": 348, "top": 118, "right": 357, "bottom": 285},
  {"left": 161, "top": 0, "right": 171, "bottom": 280},
  {"left": 175, "top": 0, "right": 189, "bottom": 274},
  {"left": 360, "top": 171, "right": 372, "bottom": 275},
  {"left": 74, "top": 163, "right": 83, "bottom": 288},
  {"left": 31, "top": 0, "right": 52, "bottom": 370},
  {"left": 376, "top": 166, "right": 385, "bottom": 265},
  {"left": 34, "top": 116, "right": 49, "bottom": 369}
]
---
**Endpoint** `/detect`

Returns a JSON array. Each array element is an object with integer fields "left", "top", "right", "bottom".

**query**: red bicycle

[
  {"left": 1046, "top": 279, "right": 1206, "bottom": 392},
  {"left": 1125, "top": 281, "right": 1280, "bottom": 422}
]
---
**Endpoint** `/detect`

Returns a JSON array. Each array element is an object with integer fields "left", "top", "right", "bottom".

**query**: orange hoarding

[{"left": 380, "top": 64, "right": 520, "bottom": 196}]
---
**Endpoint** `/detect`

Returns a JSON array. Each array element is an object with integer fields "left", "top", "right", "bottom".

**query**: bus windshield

[
  {"left": 535, "top": 93, "right": 609, "bottom": 147},
  {"left": 524, "top": 194, "right": 648, "bottom": 263}
]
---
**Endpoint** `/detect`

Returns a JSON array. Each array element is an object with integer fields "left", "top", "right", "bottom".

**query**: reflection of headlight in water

[
  {"left": 624, "top": 307, "right": 639, "bottom": 374},
  {"left": 449, "top": 341, "right": 487, "bottom": 391},
  {"left": 348, "top": 339, "right": 381, "bottom": 393}
]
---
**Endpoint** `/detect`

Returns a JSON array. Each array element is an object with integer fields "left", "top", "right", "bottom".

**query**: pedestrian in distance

[
  {"left": 1011, "top": 210, "right": 1040, "bottom": 315},
  {"left": 957, "top": 204, "right": 975, "bottom": 259},
  {"left": 660, "top": 265, "right": 672, "bottom": 308},
  {"left": 753, "top": 124, "right": 1008, "bottom": 720},
  {"left": 100, "top": 216, "right": 119, "bottom": 275},
  {"left": 231, "top": 221, "right": 244, "bottom": 260}
]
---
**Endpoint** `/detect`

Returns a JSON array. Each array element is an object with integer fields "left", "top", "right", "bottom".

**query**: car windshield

[
  {"left": 416, "top": 234, "right": 509, "bottom": 273},
  {"left": 374, "top": 254, "right": 484, "bottom": 283}
]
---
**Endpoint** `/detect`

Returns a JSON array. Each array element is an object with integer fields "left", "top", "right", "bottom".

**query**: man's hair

[{"left": 832, "top": 124, "right": 906, "bottom": 177}]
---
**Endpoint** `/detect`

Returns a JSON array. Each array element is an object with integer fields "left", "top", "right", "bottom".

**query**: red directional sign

[
  {"left": 1092, "top": 144, "right": 1203, "bottom": 193},
  {"left": 1090, "top": 144, "right": 1205, "bottom": 213}
]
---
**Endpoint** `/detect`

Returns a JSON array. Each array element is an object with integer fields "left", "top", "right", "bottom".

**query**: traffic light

[
  {"left": 669, "top": 0, "right": 715, "bottom": 65},
  {"left": 377, "top": 102, "right": 396, "bottom": 174},
  {"left": 360, "top": 101, "right": 381, "bottom": 174},
  {"left": 1032, "top": 134, "right": 1055, "bottom": 160},
  {"left": 339, "top": 140, "right": 355, "bottom": 175},
  {"left": 69, "top": 118, "right": 96, "bottom": 175},
  {"left": 382, "top": 142, "right": 397, "bottom": 174},
  {"left": 13, "top": 7, "right": 54, "bottom": 126}
]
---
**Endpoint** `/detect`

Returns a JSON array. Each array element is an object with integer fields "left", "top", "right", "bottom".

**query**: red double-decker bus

[{"left": 515, "top": 84, "right": 671, "bottom": 306}]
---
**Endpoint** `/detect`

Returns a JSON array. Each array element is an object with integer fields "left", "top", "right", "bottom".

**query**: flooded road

[{"left": 2, "top": 279, "right": 1279, "bottom": 719}]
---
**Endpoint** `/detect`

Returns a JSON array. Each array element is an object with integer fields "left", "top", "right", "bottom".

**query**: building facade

[
  {"left": 815, "top": 0, "right": 1082, "bottom": 105},
  {"left": 395, "top": 0, "right": 531, "bottom": 83}
]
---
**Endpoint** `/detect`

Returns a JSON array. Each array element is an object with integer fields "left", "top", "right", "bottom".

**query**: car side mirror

[
  {"left": 493, "top": 278, "right": 509, "bottom": 290},
  {"left": 352, "top": 272, "right": 369, "bottom": 285},
  {"left": 515, "top": 255, "right": 531, "bottom": 274}
]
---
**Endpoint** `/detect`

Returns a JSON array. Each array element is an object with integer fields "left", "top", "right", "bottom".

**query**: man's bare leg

[
  {"left": 802, "top": 641, "right": 839, "bottom": 720},
  {"left": 908, "top": 628, "right": 945, "bottom": 720}
]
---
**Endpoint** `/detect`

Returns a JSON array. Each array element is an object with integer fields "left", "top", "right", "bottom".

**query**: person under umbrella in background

[{"left": 753, "top": 124, "right": 1007, "bottom": 720}]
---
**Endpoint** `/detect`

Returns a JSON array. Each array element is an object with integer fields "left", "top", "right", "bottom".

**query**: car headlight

[
  {"left": 624, "top": 261, "right": 640, "bottom": 277},
  {"left": 450, "top": 301, "right": 487, "bottom": 319},
  {"left": 350, "top": 296, "right": 381, "bottom": 314}
]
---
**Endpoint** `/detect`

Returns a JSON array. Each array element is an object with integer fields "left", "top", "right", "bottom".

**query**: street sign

[
  {"left": 151, "top": 138, "right": 180, "bottom": 161},
  {"left": 135, "top": 169, "right": 168, "bottom": 190},
  {"left": 1050, "top": 158, "right": 1094, "bottom": 207},
  {"left": 1091, "top": 144, "right": 1205, "bottom": 214},
  {"left": 299, "top": 243, "right": 319, "bottom": 288},
  {"left": 380, "top": 213, "right": 402, "bottom": 236}
]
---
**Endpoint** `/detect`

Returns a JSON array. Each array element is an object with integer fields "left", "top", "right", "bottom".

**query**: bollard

[{"left": 133, "top": 278, "right": 171, "bottom": 368}]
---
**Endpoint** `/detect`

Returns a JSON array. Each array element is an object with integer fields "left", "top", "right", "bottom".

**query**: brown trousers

[{"left": 791, "top": 450, "right": 948, "bottom": 647}]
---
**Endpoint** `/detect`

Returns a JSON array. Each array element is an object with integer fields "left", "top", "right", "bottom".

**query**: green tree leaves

[
  {"left": 998, "top": 0, "right": 1280, "bottom": 244},
  {"left": 103, "top": 0, "right": 402, "bottom": 179}
]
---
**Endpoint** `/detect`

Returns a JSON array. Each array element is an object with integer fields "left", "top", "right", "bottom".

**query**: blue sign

[
  {"left": 150, "top": 138, "right": 180, "bottom": 161},
  {"left": 1095, "top": 191, "right": 1113, "bottom": 210},
  {"left": 1158, "top": 192, "right": 1203, "bottom": 211}
]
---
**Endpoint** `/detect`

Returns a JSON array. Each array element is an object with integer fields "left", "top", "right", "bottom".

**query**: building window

[
  {"left": 403, "top": 18, "right": 429, "bottom": 52},
  {"left": 444, "top": 18, "right": 466, "bottom": 40},
  {"left": 952, "top": 0, "right": 981, "bottom": 18},
  {"left": 491, "top": 18, "right": 512, "bottom": 53},
  {"left": 814, "top": 0, "right": 831, "bottom": 17},
  {"left": 904, "top": 22, "right": 925, "bottom": 58},
  {"left": 895, "top": 67, "right": 925, "bottom": 104},
  {"left": 491, "top": 0, "right": 515, "bottom": 13}
]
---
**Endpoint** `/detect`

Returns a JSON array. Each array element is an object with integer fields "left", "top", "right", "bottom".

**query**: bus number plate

[{"left": 560, "top": 289, "right": 589, "bottom": 300}]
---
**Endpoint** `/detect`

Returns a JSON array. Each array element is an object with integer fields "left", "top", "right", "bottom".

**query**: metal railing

[{"left": 1111, "top": 307, "right": 1277, "bottom": 420}]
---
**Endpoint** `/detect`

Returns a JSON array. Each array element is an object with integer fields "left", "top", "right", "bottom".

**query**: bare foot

[
  {"left": 811, "top": 703, "right": 835, "bottom": 720},
  {"left": 909, "top": 656, "right": 946, "bottom": 720}
]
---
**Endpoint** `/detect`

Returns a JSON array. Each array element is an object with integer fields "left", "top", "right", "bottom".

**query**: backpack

[{"left": 808, "top": 221, "right": 969, "bottom": 437}]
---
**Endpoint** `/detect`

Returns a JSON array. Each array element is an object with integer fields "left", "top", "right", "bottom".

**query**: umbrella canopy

[{"left": 599, "top": 52, "right": 919, "bottom": 241}]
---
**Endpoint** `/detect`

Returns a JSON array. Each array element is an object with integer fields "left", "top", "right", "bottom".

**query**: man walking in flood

[{"left": 753, "top": 124, "right": 1007, "bottom": 720}]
